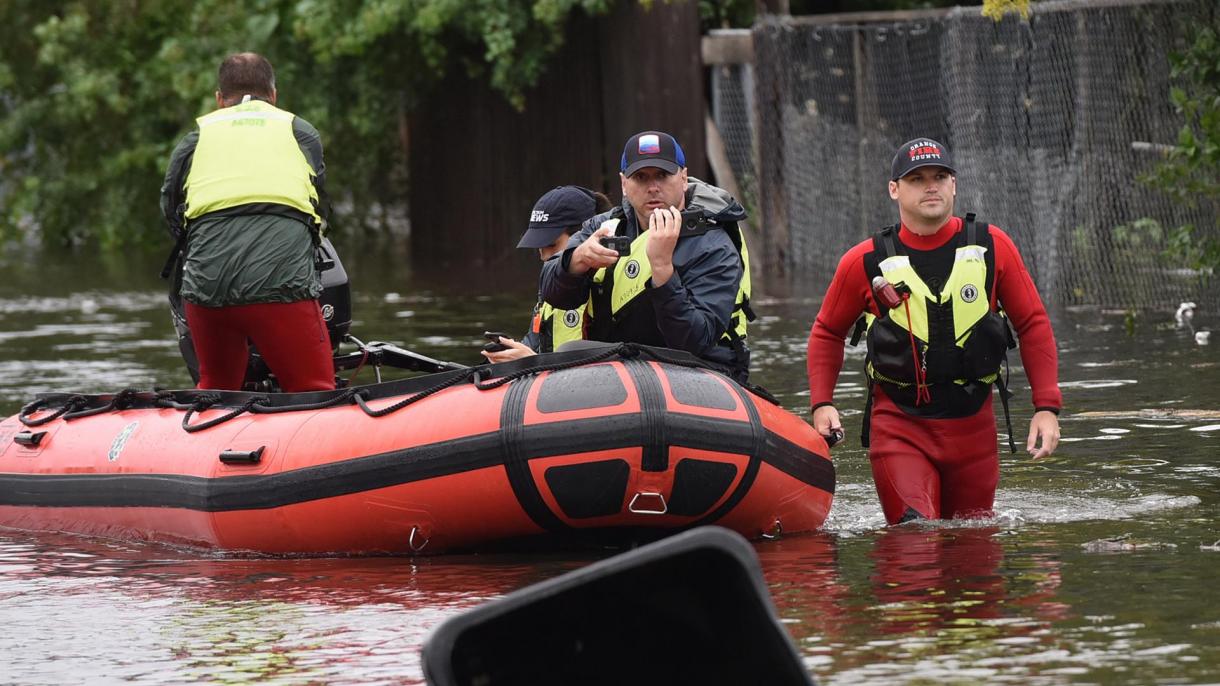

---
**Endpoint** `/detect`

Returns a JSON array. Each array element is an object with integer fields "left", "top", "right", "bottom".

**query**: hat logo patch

[
  {"left": 638, "top": 134, "right": 661, "bottom": 154},
  {"left": 625, "top": 259, "right": 641, "bottom": 279},
  {"left": 563, "top": 310, "right": 581, "bottom": 328},
  {"left": 530, "top": 210, "right": 549, "bottom": 223},
  {"left": 960, "top": 283, "right": 979, "bottom": 303},
  {"left": 908, "top": 142, "right": 943, "bottom": 162}
]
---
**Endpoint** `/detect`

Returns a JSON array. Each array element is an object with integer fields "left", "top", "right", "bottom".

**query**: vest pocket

[
  {"left": 866, "top": 317, "right": 917, "bottom": 382},
  {"left": 960, "top": 311, "right": 1010, "bottom": 379}
]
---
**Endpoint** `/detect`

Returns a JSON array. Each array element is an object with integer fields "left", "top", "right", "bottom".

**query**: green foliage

[
  {"left": 0, "top": 0, "right": 612, "bottom": 249},
  {"left": 699, "top": 0, "right": 754, "bottom": 28},
  {"left": 1143, "top": 23, "right": 1220, "bottom": 270}
]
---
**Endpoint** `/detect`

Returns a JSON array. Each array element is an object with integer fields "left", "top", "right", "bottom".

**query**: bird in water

[{"left": 1175, "top": 301, "right": 1196, "bottom": 327}]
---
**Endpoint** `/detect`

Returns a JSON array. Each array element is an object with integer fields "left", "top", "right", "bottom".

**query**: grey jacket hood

[
  {"left": 611, "top": 176, "right": 748, "bottom": 227},
  {"left": 685, "top": 176, "right": 747, "bottom": 223}
]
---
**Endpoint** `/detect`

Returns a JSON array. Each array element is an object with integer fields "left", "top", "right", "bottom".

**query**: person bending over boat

[
  {"left": 161, "top": 52, "right": 334, "bottom": 393},
  {"left": 539, "top": 131, "right": 754, "bottom": 382},
  {"left": 483, "top": 185, "right": 613, "bottom": 363},
  {"left": 806, "top": 137, "right": 1062, "bottom": 525}
]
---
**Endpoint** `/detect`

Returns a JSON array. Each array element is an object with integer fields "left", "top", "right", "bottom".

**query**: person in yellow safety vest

[
  {"left": 160, "top": 52, "right": 334, "bottom": 393},
  {"left": 483, "top": 186, "right": 613, "bottom": 363},
  {"left": 538, "top": 131, "right": 754, "bottom": 382}
]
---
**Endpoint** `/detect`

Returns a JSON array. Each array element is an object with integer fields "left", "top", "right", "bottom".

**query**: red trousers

[
  {"left": 868, "top": 387, "right": 999, "bottom": 525},
  {"left": 185, "top": 300, "right": 335, "bottom": 393}
]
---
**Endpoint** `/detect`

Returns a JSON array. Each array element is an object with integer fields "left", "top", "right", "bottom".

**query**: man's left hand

[
  {"left": 646, "top": 206, "right": 681, "bottom": 286},
  {"left": 1027, "top": 410, "right": 1060, "bottom": 459}
]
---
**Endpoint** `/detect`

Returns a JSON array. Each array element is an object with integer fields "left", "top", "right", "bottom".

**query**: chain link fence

[{"left": 711, "top": 0, "right": 1217, "bottom": 310}]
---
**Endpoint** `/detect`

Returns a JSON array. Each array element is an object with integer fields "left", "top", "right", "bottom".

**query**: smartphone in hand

[{"left": 482, "top": 331, "right": 510, "bottom": 353}]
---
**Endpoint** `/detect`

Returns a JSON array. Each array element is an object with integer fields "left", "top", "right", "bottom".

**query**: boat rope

[
  {"left": 61, "top": 388, "right": 145, "bottom": 421},
  {"left": 354, "top": 366, "right": 482, "bottom": 418},
  {"left": 19, "top": 395, "right": 88, "bottom": 427},
  {"left": 249, "top": 388, "right": 364, "bottom": 414},
  {"left": 181, "top": 395, "right": 266, "bottom": 433},
  {"left": 15, "top": 343, "right": 780, "bottom": 431},
  {"left": 618, "top": 345, "right": 781, "bottom": 406},
  {"left": 472, "top": 344, "right": 629, "bottom": 391}
]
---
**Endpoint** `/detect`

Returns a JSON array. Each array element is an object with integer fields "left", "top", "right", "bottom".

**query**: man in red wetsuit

[{"left": 806, "top": 137, "right": 1061, "bottom": 525}]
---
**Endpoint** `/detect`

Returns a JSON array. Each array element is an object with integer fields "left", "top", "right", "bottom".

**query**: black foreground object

[{"left": 421, "top": 526, "right": 815, "bottom": 686}]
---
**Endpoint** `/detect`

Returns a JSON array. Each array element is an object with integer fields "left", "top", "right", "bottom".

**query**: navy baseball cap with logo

[
  {"left": 621, "top": 131, "right": 686, "bottom": 176},
  {"left": 517, "top": 186, "right": 598, "bottom": 249},
  {"left": 890, "top": 137, "right": 957, "bottom": 181}
]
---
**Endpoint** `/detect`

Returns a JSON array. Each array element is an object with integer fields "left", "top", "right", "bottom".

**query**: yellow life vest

[
  {"left": 533, "top": 301, "right": 586, "bottom": 353},
  {"left": 183, "top": 100, "right": 322, "bottom": 229},
  {"left": 588, "top": 215, "right": 752, "bottom": 345},
  {"left": 864, "top": 217, "right": 1010, "bottom": 390}
]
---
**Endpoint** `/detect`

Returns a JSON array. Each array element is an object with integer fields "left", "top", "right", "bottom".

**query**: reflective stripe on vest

[
  {"left": 184, "top": 100, "right": 322, "bottom": 227},
  {"left": 535, "top": 301, "right": 585, "bottom": 353},
  {"left": 876, "top": 245, "right": 989, "bottom": 344},
  {"left": 865, "top": 235, "right": 996, "bottom": 386},
  {"left": 590, "top": 216, "right": 751, "bottom": 342}
]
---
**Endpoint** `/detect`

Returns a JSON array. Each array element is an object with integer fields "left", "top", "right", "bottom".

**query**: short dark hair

[
  {"left": 561, "top": 191, "right": 613, "bottom": 238},
  {"left": 218, "top": 52, "right": 276, "bottom": 99},
  {"left": 591, "top": 191, "right": 613, "bottom": 214}
]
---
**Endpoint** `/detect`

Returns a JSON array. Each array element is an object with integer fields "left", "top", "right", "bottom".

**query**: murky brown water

[{"left": 1, "top": 244, "right": 1218, "bottom": 684}]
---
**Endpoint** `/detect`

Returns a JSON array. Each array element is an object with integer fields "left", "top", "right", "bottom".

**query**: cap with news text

[
  {"left": 621, "top": 131, "right": 686, "bottom": 176},
  {"left": 890, "top": 138, "right": 956, "bottom": 181},
  {"left": 517, "top": 186, "right": 598, "bottom": 249}
]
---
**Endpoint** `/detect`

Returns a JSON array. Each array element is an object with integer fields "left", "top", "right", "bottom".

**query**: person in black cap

[
  {"left": 805, "top": 137, "right": 1062, "bottom": 525},
  {"left": 483, "top": 186, "right": 611, "bottom": 363},
  {"left": 537, "top": 130, "right": 755, "bottom": 382}
]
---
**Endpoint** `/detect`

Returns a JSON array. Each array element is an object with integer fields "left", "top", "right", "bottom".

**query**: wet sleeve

[
  {"left": 160, "top": 132, "right": 198, "bottom": 240},
  {"left": 807, "top": 241, "right": 873, "bottom": 409},
  {"left": 540, "top": 218, "right": 598, "bottom": 310},
  {"left": 649, "top": 232, "right": 741, "bottom": 355},
  {"left": 991, "top": 227, "right": 1062, "bottom": 411},
  {"left": 294, "top": 117, "right": 330, "bottom": 226}
]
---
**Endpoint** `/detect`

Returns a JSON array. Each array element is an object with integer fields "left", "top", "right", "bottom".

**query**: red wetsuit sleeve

[
  {"left": 807, "top": 240, "right": 875, "bottom": 408},
  {"left": 990, "top": 226, "right": 1063, "bottom": 411}
]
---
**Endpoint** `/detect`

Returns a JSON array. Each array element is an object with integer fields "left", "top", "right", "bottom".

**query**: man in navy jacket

[{"left": 539, "top": 131, "right": 752, "bottom": 381}]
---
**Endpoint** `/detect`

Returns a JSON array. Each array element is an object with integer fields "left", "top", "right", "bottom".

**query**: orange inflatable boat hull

[{"left": 0, "top": 350, "right": 834, "bottom": 554}]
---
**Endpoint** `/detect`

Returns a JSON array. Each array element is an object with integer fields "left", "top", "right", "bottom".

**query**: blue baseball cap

[{"left": 621, "top": 131, "right": 686, "bottom": 176}]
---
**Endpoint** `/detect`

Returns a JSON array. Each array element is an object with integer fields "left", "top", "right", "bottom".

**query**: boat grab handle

[
  {"left": 219, "top": 446, "right": 265, "bottom": 465},
  {"left": 628, "top": 492, "right": 668, "bottom": 515},
  {"left": 14, "top": 431, "right": 47, "bottom": 447}
]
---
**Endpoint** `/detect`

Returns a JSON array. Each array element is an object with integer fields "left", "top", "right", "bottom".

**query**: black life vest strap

[
  {"left": 849, "top": 315, "right": 867, "bottom": 347},
  {"left": 879, "top": 223, "right": 901, "bottom": 259},
  {"left": 160, "top": 228, "right": 188, "bottom": 280},
  {"left": 736, "top": 295, "right": 757, "bottom": 322},
  {"left": 994, "top": 366, "right": 1018, "bottom": 454},
  {"left": 861, "top": 376, "right": 875, "bottom": 448},
  {"left": 723, "top": 320, "right": 750, "bottom": 380}
]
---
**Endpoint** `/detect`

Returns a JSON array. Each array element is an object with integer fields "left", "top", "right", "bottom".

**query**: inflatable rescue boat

[{"left": 0, "top": 343, "right": 834, "bottom": 554}]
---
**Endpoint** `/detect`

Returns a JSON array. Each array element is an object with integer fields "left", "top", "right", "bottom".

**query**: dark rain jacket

[
  {"left": 160, "top": 113, "right": 327, "bottom": 307},
  {"left": 540, "top": 178, "right": 748, "bottom": 374}
]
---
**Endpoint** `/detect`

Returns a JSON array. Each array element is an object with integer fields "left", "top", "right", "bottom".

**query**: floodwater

[{"left": 1, "top": 244, "right": 1218, "bottom": 685}]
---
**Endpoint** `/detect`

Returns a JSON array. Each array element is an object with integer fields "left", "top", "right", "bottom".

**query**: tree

[
  {"left": 1144, "top": 24, "right": 1220, "bottom": 271},
  {"left": 0, "top": 0, "right": 610, "bottom": 249}
]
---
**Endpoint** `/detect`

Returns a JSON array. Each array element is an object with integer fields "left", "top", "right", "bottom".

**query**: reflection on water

[{"left": 1, "top": 248, "right": 1219, "bottom": 684}]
